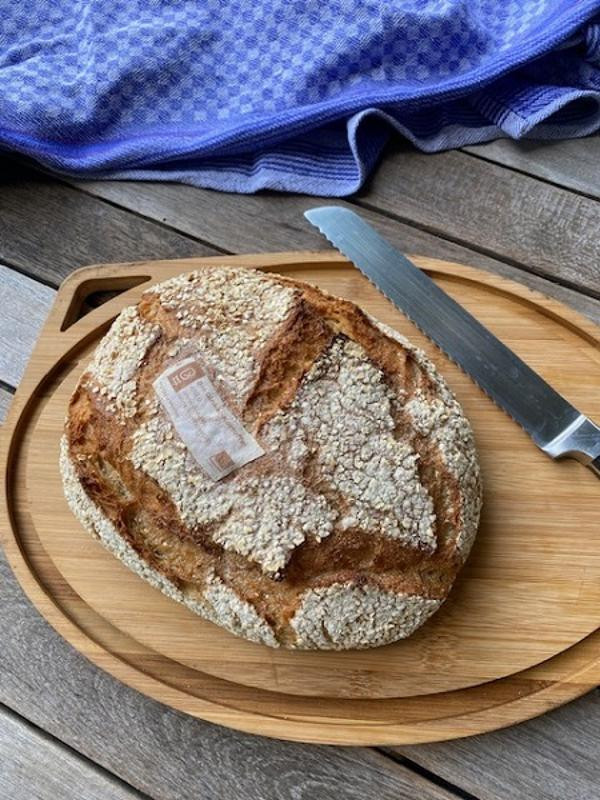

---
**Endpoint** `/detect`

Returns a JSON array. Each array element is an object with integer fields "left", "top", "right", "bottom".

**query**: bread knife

[{"left": 305, "top": 206, "right": 600, "bottom": 477}]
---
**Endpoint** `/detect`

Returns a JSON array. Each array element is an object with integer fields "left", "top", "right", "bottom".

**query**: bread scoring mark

[
  {"left": 144, "top": 267, "right": 298, "bottom": 402},
  {"left": 127, "top": 270, "right": 343, "bottom": 575},
  {"left": 60, "top": 436, "right": 278, "bottom": 647},
  {"left": 245, "top": 299, "right": 335, "bottom": 428},
  {"left": 86, "top": 306, "right": 161, "bottom": 420},
  {"left": 209, "top": 475, "right": 336, "bottom": 574},
  {"left": 290, "top": 582, "right": 441, "bottom": 649},
  {"left": 186, "top": 571, "right": 279, "bottom": 647},
  {"left": 375, "top": 321, "right": 482, "bottom": 559},
  {"left": 130, "top": 412, "right": 337, "bottom": 575},
  {"left": 262, "top": 336, "right": 437, "bottom": 551}
]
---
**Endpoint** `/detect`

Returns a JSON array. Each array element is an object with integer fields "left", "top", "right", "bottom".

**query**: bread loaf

[{"left": 61, "top": 266, "right": 482, "bottom": 650}]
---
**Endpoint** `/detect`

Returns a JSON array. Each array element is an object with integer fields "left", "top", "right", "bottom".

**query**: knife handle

[{"left": 542, "top": 415, "right": 600, "bottom": 478}]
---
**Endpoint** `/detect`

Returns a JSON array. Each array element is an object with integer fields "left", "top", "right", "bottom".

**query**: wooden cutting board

[{"left": 2, "top": 252, "right": 600, "bottom": 744}]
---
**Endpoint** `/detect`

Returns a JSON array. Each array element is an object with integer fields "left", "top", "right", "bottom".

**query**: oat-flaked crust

[{"left": 61, "top": 266, "right": 482, "bottom": 650}]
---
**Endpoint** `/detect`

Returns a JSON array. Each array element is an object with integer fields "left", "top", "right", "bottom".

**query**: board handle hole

[{"left": 60, "top": 275, "right": 151, "bottom": 331}]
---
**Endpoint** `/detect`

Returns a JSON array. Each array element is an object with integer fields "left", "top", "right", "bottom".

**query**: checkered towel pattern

[{"left": 1, "top": 0, "right": 600, "bottom": 195}]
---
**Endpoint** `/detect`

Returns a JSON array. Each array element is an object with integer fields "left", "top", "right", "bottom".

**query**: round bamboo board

[{"left": 2, "top": 252, "right": 600, "bottom": 744}]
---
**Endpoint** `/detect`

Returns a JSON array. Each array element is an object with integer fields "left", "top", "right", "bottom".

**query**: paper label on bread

[{"left": 153, "top": 356, "right": 264, "bottom": 481}]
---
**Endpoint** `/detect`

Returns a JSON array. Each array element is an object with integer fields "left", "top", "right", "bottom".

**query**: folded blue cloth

[{"left": 1, "top": 1, "right": 600, "bottom": 196}]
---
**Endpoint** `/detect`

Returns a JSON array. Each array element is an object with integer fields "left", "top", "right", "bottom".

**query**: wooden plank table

[{"left": 1, "top": 139, "right": 599, "bottom": 800}]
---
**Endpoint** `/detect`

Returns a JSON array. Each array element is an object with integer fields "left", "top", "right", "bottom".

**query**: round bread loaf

[{"left": 61, "top": 266, "right": 482, "bottom": 650}]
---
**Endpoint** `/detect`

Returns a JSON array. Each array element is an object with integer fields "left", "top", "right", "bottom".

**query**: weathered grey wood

[
  {"left": 0, "top": 389, "right": 11, "bottom": 423},
  {"left": 392, "top": 689, "right": 600, "bottom": 800},
  {"left": 0, "top": 160, "right": 210, "bottom": 287},
  {"left": 0, "top": 706, "right": 143, "bottom": 800},
  {"left": 0, "top": 195, "right": 598, "bottom": 407},
  {"left": 2, "top": 158, "right": 600, "bottom": 800},
  {"left": 357, "top": 146, "right": 600, "bottom": 297},
  {"left": 70, "top": 179, "right": 600, "bottom": 324},
  {"left": 0, "top": 557, "right": 457, "bottom": 800},
  {"left": 0, "top": 266, "right": 54, "bottom": 386},
  {"left": 463, "top": 135, "right": 600, "bottom": 199}
]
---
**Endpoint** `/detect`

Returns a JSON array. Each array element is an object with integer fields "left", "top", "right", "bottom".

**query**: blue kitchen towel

[{"left": 1, "top": 0, "right": 600, "bottom": 196}]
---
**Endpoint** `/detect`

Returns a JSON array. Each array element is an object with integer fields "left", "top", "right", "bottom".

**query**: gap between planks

[
  {"left": 2, "top": 156, "right": 600, "bottom": 317},
  {"left": 356, "top": 147, "right": 600, "bottom": 301},
  {"left": 59, "top": 177, "right": 600, "bottom": 320},
  {"left": 4, "top": 147, "right": 600, "bottom": 303},
  {"left": 376, "top": 749, "right": 481, "bottom": 800},
  {"left": 352, "top": 195, "right": 600, "bottom": 303},
  {"left": 0, "top": 701, "right": 150, "bottom": 800},
  {"left": 462, "top": 136, "right": 600, "bottom": 202},
  {"left": 63, "top": 147, "right": 600, "bottom": 301}
]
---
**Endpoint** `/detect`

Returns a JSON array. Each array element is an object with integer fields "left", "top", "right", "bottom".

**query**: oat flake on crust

[{"left": 262, "top": 337, "right": 438, "bottom": 550}]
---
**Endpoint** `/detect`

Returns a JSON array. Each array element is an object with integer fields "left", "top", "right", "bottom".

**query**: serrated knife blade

[{"left": 305, "top": 206, "right": 600, "bottom": 477}]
